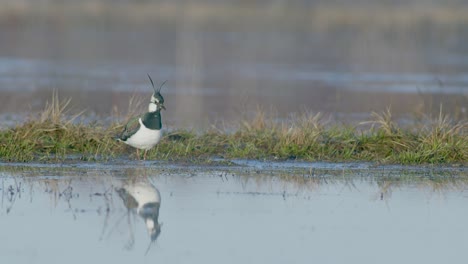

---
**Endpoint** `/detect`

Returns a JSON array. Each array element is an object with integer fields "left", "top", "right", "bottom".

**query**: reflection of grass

[
  {"left": 2, "top": 165, "right": 466, "bottom": 197},
  {"left": 0, "top": 94, "right": 466, "bottom": 164},
  {"left": 372, "top": 169, "right": 468, "bottom": 200},
  {"left": 259, "top": 167, "right": 468, "bottom": 197}
]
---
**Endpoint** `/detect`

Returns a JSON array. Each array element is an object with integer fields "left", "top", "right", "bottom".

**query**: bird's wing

[
  {"left": 115, "top": 187, "right": 139, "bottom": 209},
  {"left": 119, "top": 115, "right": 141, "bottom": 141}
]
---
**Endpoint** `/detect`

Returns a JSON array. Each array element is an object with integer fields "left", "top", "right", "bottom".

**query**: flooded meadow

[{"left": 0, "top": 1, "right": 467, "bottom": 263}]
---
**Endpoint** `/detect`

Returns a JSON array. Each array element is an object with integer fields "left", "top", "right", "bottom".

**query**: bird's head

[{"left": 147, "top": 74, "right": 166, "bottom": 111}]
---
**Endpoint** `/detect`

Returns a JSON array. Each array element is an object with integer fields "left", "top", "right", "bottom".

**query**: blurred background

[{"left": 0, "top": 0, "right": 467, "bottom": 128}]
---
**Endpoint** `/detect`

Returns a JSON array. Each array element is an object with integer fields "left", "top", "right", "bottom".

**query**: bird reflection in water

[{"left": 115, "top": 177, "right": 162, "bottom": 254}]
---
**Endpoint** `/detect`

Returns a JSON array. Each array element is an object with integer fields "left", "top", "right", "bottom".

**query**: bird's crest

[{"left": 147, "top": 74, "right": 167, "bottom": 93}]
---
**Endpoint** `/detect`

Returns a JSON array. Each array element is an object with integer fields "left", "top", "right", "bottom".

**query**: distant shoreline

[{"left": 2, "top": 3, "right": 468, "bottom": 31}]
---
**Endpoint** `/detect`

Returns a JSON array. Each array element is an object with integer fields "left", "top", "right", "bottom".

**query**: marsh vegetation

[{"left": 0, "top": 93, "right": 465, "bottom": 164}]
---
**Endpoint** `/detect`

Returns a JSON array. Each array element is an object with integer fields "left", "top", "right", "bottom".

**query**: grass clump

[
  {"left": 0, "top": 94, "right": 466, "bottom": 164},
  {"left": 148, "top": 109, "right": 466, "bottom": 164},
  {"left": 0, "top": 92, "right": 121, "bottom": 162}
]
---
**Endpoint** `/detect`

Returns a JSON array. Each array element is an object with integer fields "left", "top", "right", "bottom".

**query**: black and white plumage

[
  {"left": 115, "top": 178, "right": 162, "bottom": 253},
  {"left": 117, "top": 75, "right": 166, "bottom": 160}
]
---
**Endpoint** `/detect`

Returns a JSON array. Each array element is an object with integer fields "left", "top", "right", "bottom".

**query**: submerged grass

[{"left": 0, "top": 94, "right": 466, "bottom": 164}]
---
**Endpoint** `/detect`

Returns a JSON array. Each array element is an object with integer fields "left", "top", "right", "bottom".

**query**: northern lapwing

[
  {"left": 115, "top": 178, "right": 162, "bottom": 254},
  {"left": 117, "top": 75, "right": 166, "bottom": 160}
]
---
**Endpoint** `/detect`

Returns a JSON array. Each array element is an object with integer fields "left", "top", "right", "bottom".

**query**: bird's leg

[
  {"left": 136, "top": 149, "right": 140, "bottom": 160},
  {"left": 143, "top": 150, "right": 148, "bottom": 161}
]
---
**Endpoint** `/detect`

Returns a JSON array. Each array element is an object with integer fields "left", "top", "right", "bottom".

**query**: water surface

[
  {"left": 1, "top": 1, "right": 467, "bottom": 127},
  {"left": 1, "top": 162, "right": 467, "bottom": 264}
]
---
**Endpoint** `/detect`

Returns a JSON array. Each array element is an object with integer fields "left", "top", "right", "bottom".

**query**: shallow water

[
  {"left": 1, "top": 162, "right": 467, "bottom": 264},
  {"left": 1, "top": 2, "right": 468, "bottom": 127}
]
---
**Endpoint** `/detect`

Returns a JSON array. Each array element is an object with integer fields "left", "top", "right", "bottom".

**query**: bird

[
  {"left": 115, "top": 177, "right": 162, "bottom": 254},
  {"left": 117, "top": 75, "right": 166, "bottom": 160}
]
